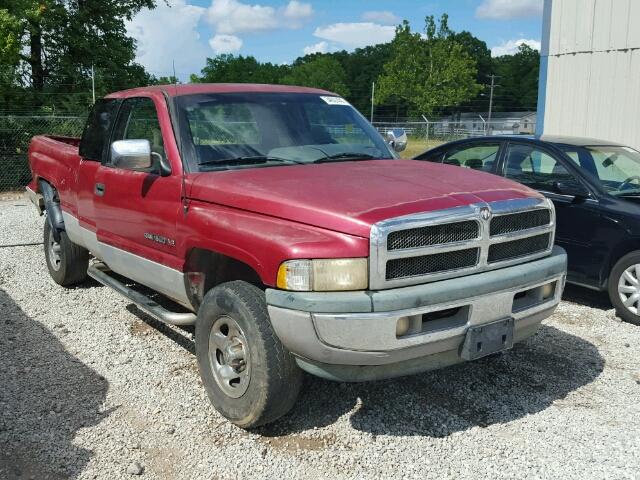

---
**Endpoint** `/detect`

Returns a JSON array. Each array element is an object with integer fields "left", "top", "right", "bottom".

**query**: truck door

[
  {"left": 76, "top": 98, "right": 120, "bottom": 251},
  {"left": 92, "top": 96, "right": 186, "bottom": 304}
]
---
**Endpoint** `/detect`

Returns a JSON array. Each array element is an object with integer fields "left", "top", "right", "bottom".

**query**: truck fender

[{"left": 39, "top": 180, "right": 65, "bottom": 243}]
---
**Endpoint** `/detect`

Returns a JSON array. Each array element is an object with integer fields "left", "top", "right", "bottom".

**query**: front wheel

[
  {"left": 195, "top": 281, "right": 303, "bottom": 428},
  {"left": 609, "top": 251, "right": 640, "bottom": 325},
  {"left": 43, "top": 220, "right": 89, "bottom": 286}
]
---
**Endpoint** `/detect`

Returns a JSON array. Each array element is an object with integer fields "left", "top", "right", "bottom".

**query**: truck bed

[{"left": 27, "top": 135, "right": 82, "bottom": 213}]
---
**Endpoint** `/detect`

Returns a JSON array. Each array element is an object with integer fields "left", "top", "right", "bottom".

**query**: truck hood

[{"left": 186, "top": 160, "right": 541, "bottom": 238}]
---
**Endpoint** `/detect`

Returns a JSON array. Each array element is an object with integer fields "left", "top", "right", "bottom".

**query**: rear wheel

[
  {"left": 43, "top": 220, "right": 89, "bottom": 286},
  {"left": 609, "top": 251, "right": 640, "bottom": 325},
  {"left": 195, "top": 281, "right": 302, "bottom": 428}
]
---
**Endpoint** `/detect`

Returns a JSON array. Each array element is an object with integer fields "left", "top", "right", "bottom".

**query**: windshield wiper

[
  {"left": 313, "top": 152, "right": 379, "bottom": 163},
  {"left": 198, "top": 155, "right": 304, "bottom": 168}
]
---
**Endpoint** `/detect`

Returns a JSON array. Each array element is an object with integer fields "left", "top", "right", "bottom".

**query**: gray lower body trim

[
  {"left": 25, "top": 186, "right": 44, "bottom": 215},
  {"left": 295, "top": 319, "right": 544, "bottom": 382},
  {"left": 61, "top": 211, "right": 191, "bottom": 308},
  {"left": 266, "top": 246, "right": 567, "bottom": 313},
  {"left": 267, "top": 249, "right": 567, "bottom": 381}
]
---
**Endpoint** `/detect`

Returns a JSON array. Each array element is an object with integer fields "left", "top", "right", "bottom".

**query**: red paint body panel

[
  {"left": 187, "top": 160, "right": 540, "bottom": 238},
  {"left": 28, "top": 135, "right": 82, "bottom": 216},
  {"left": 28, "top": 84, "right": 543, "bottom": 289},
  {"left": 106, "top": 83, "right": 333, "bottom": 99}
]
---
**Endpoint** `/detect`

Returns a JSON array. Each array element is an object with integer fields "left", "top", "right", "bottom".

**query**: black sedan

[{"left": 414, "top": 135, "right": 640, "bottom": 325}]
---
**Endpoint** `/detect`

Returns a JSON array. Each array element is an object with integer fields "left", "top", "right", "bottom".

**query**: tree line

[{"left": 0, "top": 2, "right": 539, "bottom": 119}]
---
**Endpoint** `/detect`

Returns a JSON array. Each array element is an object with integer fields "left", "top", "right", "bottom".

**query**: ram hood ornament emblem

[{"left": 480, "top": 207, "right": 491, "bottom": 221}]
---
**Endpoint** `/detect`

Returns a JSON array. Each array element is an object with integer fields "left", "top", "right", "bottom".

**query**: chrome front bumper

[{"left": 266, "top": 247, "right": 567, "bottom": 381}]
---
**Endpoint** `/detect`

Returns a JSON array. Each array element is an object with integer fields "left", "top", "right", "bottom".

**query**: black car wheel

[
  {"left": 609, "top": 251, "right": 640, "bottom": 325},
  {"left": 44, "top": 220, "right": 89, "bottom": 286},
  {"left": 195, "top": 281, "right": 303, "bottom": 428}
]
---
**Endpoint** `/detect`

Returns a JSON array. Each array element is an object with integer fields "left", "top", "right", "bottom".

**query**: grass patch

[{"left": 399, "top": 137, "right": 444, "bottom": 159}]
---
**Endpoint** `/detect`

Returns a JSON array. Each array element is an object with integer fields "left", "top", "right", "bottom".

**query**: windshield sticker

[{"left": 320, "top": 96, "right": 350, "bottom": 106}]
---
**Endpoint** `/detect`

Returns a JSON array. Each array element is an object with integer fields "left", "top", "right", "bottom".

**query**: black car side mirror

[{"left": 553, "top": 181, "right": 589, "bottom": 198}]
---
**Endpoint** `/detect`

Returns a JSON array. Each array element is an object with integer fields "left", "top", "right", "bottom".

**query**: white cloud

[
  {"left": 476, "top": 0, "right": 543, "bottom": 20},
  {"left": 361, "top": 10, "right": 400, "bottom": 25},
  {"left": 313, "top": 22, "right": 396, "bottom": 49},
  {"left": 284, "top": 1, "right": 314, "bottom": 20},
  {"left": 491, "top": 38, "right": 541, "bottom": 56},
  {"left": 303, "top": 41, "right": 329, "bottom": 55},
  {"left": 207, "top": 0, "right": 277, "bottom": 34},
  {"left": 206, "top": 0, "right": 313, "bottom": 34},
  {"left": 126, "top": 0, "right": 208, "bottom": 78},
  {"left": 209, "top": 34, "right": 243, "bottom": 54}
]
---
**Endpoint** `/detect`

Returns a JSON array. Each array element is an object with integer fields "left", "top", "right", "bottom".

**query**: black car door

[
  {"left": 498, "top": 141, "right": 604, "bottom": 288},
  {"left": 415, "top": 140, "right": 504, "bottom": 174}
]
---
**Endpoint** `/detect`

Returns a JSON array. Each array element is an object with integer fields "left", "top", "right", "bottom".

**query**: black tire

[
  {"left": 195, "top": 281, "right": 303, "bottom": 428},
  {"left": 609, "top": 251, "right": 640, "bottom": 325},
  {"left": 43, "top": 220, "right": 89, "bottom": 286}
]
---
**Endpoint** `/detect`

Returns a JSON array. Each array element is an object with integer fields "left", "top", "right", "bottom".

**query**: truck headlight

[{"left": 277, "top": 258, "right": 368, "bottom": 291}]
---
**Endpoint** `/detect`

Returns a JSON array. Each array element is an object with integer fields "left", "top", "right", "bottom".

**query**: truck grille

[
  {"left": 490, "top": 209, "right": 551, "bottom": 236},
  {"left": 369, "top": 199, "right": 555, "bottom": 289},
  {"left": 488, "top": 233, "right": 551, "bottom": 263},
  {"left": 386, "top": 248, "right": 479, "bottom": 280},
  {"left": 387, "top": 220, "right": 479, "bottom": 250}
]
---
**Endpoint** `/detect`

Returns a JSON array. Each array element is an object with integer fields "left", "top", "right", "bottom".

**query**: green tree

[
  {"left": 0, "top": 0, "right": 157, "bottom": 113},
  {"left": 149, "top": 75, "right": 180, "bottom": 85},
  {"left": 492, "top": 44, "right": 540, "bottom": 111},
  {"left": 281, "top": 56, "right": 350, "bottom": 96},
  {"left": 329, "top": 43, "right": 393, "bottom": 113},
  {"left": 376, "top": 15, "right": 482, "bottom": 116},
  {"left": 194, "top": 54, "right": 290, "bottom": 84}
]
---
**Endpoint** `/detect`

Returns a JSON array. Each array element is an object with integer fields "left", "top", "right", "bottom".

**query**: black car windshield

[
  {"left": 561, "top": 145, "right": 640, "bottom": 196},
  {"left": 175, "top": 92, "right": 394, "bottom": 172}
]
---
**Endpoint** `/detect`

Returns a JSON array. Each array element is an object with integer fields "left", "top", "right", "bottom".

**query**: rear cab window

[{"left": 79, "top": 99, "right": 120, "bottom": 161}]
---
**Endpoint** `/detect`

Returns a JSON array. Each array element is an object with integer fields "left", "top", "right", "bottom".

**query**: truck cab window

[
  {"left": 79, "top": 99, "right": 119, "bottom": 161},
  {"left": 110, "top": 97, "right": 166, "bottom": 164}
]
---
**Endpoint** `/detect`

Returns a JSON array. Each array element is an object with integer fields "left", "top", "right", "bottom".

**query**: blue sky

[{"left": 126, "top": 0, "right": 543, "bottom": 79}]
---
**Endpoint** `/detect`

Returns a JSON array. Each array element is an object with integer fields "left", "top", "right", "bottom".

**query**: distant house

[{"left": 436, "top": 111, "right": 537, "bottom": 136}]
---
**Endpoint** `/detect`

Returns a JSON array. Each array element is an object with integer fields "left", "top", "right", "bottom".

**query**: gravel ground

[{"left": 1, "top": 197, "right": 639, "bottom": 480}]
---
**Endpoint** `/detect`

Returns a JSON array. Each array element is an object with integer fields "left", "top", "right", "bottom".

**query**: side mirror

[
  {"left": 111, "top": 139, "right": 171, "bottom": 176},
  {"left": 386, "top": 129, "right": 408, "bottom": 153},
  {"left": 553, "top": 180, "right": 590, "bottom": 198},
  {"left": 111, "top": 139, "right": 153, "bottom": 171}
]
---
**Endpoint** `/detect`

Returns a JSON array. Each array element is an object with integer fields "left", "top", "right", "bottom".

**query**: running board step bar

[{"left": 87, "top": 264, "right": 197, "bottom": 326}]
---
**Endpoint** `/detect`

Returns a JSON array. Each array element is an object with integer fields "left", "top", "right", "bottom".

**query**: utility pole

[
  {"left": 486, "top": 74, "right": 499, "bottom": 135},
  {"left": 370, "top": 81, "right": 375, "bottom": 123},
  {"left": 91, "top": 65, "right": 96, "bottom": 104}
]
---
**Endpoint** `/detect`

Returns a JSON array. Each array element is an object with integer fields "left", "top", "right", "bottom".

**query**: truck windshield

[
  {"left": 561, "top": 145, "right": 640, "bottom": 196},
  {"left": 175, "top": 92, "right": 395, "bottom": 172}
]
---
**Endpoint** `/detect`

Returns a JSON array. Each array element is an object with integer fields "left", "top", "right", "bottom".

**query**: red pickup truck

[{"left": 27, "top": 84, "right": 567, "bottom": 428}]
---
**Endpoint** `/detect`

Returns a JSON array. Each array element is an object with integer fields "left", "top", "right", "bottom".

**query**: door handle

[{"left": 94, "top": 183, "right": 105, "bottom": 196}]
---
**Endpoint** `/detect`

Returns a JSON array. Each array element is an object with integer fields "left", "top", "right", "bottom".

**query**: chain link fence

[
  {"left": 0, "top": 114, "right": 538, "bottom": 192},
  {"left": 0, "top": 115, "right": 85, "bottom": 192},
  {"left": 373, "top": 119, "right": 536, "bottom": 141}
]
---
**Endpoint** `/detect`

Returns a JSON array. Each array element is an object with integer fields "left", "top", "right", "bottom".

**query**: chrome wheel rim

[
  {"left": 48, "top": 236, "right": 62, "bottom": 271},
  {"left": 209, "top": 315, "right": 250, "bottom": 398},
  {"left": 618, "top": 264, "right": 640, "bottom": 315}
]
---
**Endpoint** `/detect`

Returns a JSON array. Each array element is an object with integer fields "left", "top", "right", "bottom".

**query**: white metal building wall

[{"left": 537, "top": 0, "right": 640, "bottom": 149}]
